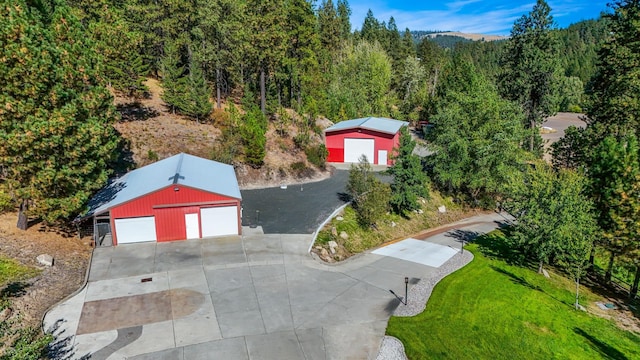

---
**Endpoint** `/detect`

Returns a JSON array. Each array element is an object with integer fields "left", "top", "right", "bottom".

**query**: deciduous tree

[
  {"left": 504, "top": 163, "right": 597, "bottom": 277},
  {"left": 427, "top": 57, "right": 527, "bottom": 205},
  {"left": 347, "top": 156, "right": 390, "bottom": 227}
]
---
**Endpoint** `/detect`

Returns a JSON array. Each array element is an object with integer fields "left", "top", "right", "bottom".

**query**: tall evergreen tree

[
  {"left": 0, "top": 0, "right": 120, "bottom": 228},
  {"left": 195, "top": 0, "right": 246, "bottom": 108},
  {"left": 587, "top": 0, "right": 640, "bottom": 136},
  {"left": 246, "top": 0, "right": 287, "bottom": 114},
  {"left": 283, "top": 0, "right": 321, "bottom": 109},
  {"left": 70, "top": 0, "right": 149, "bottom": 97},
  {"left": 336, "top": 0, "right": 352, "bottom": 41},
  {"left": 360, "top": 9, "right": 382, "bottom": 44},
  {"left": 317, "top": 0, "right": 342, "bottom": 56},
  {"left": 588, "top": 134, "right": 640, "bottom": 284},
  {"left": 388, "top": 127, "right": 429, "bottom": 214},
  {"left": 181, "top": 59, "right": 213, "bottom": 121},
  {"left": 499, "top": 0, "right": 561, "bottom": 153},
  {"left": 160, "top": 41, "right": 186, "bottom": 113}
]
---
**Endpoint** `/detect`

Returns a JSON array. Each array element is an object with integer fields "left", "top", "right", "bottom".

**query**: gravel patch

[
  {"left": 376, "top": 336, "right": 407, "bottom": 360},
  {"left": 376, "top": 250, "right": 474, "bottom": 359}
]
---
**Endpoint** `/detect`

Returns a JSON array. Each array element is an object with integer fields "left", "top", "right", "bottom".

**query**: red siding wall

[
  {"left": 110, "top": 185, "right": 239, "bottom": 244},
  {"left": 154, "top": 206, "right": 200, "bottom": 242},
  {"left": 325, "top": 128, "right": 400, "bottom": 165}
]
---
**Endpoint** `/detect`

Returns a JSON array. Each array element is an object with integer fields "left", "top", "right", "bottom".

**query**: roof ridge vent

[{"left": 168, "top": 153, "right": 185, "bottom": 184}]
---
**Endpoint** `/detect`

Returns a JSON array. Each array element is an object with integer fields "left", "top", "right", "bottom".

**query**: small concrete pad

[{"left": 372, "top": 238, "right": 459, "bottom": 267}]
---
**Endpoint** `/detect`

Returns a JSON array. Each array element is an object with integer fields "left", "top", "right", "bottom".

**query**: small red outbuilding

[
  {"left": 82, "top": 153, "right": 241, "bottom": 246},
  {"left": 324, "top": 117, "right": 408, "bottom": 165}
]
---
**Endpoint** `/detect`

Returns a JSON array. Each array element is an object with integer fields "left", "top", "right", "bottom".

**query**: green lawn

[
  {"left": 386, "top": 231, "right": 640, "bottom": 360},
  {"left": 0, "top": 256, "right": 39, "bottom": 289}
]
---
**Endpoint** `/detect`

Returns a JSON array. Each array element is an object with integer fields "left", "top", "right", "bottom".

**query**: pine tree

[
  {"left": 245, "top": 0, "right": 287, "bottom": 114},
  {"left": 242, "top": 106, "right": 267, "bottom": 167},
  {"left": 388, "top": 127, "right": 429, "bottom": 214},
  {"left": 181, "top": 59, "right": 212, "bottom": 121},
  {"left": 588, "top": 134, "right": 640, "bottom": 284},
  {"left": 283, "top": 0, "right": 321, "bottom": 109},
  {"left": 160, "top": 41, "right": 186, "bottom": 113},
  {"left": 587, "top": 0, "right": 640, "bottom": 136},
  {"left": 194, "top": 0, "right": 246, "bottom": 108},
  {"left": 499, "top": 0, "right": 561, "bottom": 154},
  {"left": 336, "top": 0, "right": 352, "bottom": 41},
  {"left": 0, "top": 0, "right": 119, "bottom": 228}
]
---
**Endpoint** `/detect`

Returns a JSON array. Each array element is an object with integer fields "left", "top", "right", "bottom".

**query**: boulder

[
  {"left": 331, "top": 227, "right": 338, "bottom": 236},
  {"left": 37, "top": 254, "right": 54, "bottom": 267},
  {"left": 320, "top": 248, "right": 329, "bottom": 259},
  {"left": 328, "top": 240, "right": 338, "bottom": 249},
  {"left": 438, "top": 205, "right": 447, "bottom": 213},
  {"left": 391, "top": 221, "right": 397, "bottom": 228},
  {"left": 417, "top": 209, "right": 424, "bottom": 214},
  {"left": 336, "top": 216, "right": 344, "bottom": 221},
  {"left": 339, "top": 231, "right": 349, "bottom": 240}
]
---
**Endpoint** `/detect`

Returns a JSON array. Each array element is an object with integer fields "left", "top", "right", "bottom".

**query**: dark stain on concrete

[{"left": 77, "top": 289, "right": 204, "bottom": 335}]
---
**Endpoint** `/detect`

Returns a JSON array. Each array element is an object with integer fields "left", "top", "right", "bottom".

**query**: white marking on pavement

[{"left": 372, "top": 239, "right": 459, "bottom": 268}]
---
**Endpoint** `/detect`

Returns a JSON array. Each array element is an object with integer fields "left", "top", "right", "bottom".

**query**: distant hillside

[{"left": 411, "top": 31, "right": 508, "bottom": 44}]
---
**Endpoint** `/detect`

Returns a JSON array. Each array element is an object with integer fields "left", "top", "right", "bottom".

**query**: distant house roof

[
  {"left": 80, "top": 153, "right": 241, "bottom": 219},
  {"left": 324, "top": 117, "right": 409, "bottom": 135}
]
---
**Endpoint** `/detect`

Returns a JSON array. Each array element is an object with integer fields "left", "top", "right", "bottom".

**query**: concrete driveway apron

[{"left": 44, "top": 213, "right": 508, "bottom": 359}]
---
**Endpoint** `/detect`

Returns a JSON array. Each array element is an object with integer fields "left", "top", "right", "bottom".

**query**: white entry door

[
  {"left": 200, "top": 206, "right": 239, "bottom": 238},
  {"left": 377, "top": 150, "right": 388, "bottom": 165},
  {"left": 344, "top": 138, "right": 375, "bottom": 163},
  {"left": 185, "top": 213, "right": 200, "bottom": 239}
]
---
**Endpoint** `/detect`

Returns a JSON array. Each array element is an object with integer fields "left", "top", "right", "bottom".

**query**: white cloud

[{"left": 350, "top": 1, "right": 536, "bottom": 35}]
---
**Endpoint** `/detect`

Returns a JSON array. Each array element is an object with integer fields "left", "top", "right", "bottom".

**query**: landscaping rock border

[{"left": 376, "top": 250, "right": 474, "bottom": 359}]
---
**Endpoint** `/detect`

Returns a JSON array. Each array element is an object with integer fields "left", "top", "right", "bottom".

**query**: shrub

[
  {"left": 210, "top": 108, "right": 230, "bottom": 126},
  {"left": 0, "top": 191, "right": 14, "bottom": 213},
  {"left": 305, "top": 144, "right": 328, "bottom": 168},
  {"left": 147, "top": 150, "right": 159, "bottom": 162},
  {"left": 290, "top": 161, "right": 306, "bottom": 173},
  {"left": 293, "top": 132, "right": 310, "bottom": 149},
  {"left": 567, "top": 104, "right": 582, "bottom": 113}
]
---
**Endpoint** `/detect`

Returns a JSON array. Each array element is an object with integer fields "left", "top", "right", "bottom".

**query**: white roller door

[
  {"left": 115, "top": 217, "right": 157, "bottom": 244},
  {"left": 200, "top": 206, "right": 239, "bottom": 237},
  {"left": 344, "top": 138, "right": 375, "bottom": 163}
]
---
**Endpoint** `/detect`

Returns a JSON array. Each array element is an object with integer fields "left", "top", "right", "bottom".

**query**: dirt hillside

[{"left": 113, "top": 79, "right": 331, "bottom": 188}]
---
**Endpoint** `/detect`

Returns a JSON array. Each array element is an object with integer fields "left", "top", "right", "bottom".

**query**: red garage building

[
  {"left": 81, "top": 153, "right": 242, "bottom": 246},
  {"left": 324, "top": 117, "right": 408, "bottom": 165}
]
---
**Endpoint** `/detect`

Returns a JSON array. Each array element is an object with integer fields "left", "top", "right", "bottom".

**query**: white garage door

[
  {"left": 344, "top": 138, "right": 375, "bottom": 163},
  {"left": 115, "top": 217, "right": 157, "bottom": 244},
  {"left": 200, "top": 206, "right": 239, "bottom": 238}
]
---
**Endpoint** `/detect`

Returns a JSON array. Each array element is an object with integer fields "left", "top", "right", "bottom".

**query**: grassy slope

[
  {"left": 0, "top": 256, "right": 39, "bottom": 287},
  {"left": 386, "top": 232, "right": 640, "bottom": 360}
]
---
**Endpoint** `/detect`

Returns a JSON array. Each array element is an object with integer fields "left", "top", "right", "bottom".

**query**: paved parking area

[
  {"left": 45, "top": 232, "right": 435, "bottom": 359},
  {"left": 44, "top": 213, "right": 508, "bottom": 360}
]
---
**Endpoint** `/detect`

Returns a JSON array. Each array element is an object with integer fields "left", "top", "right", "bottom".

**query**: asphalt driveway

[{"left": 240, "top": 170, "right": 349, "bottom": 234}]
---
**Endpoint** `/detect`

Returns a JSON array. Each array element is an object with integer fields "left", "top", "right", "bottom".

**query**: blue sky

[{"left": 348, "top": 0, "right": 610, "bottom": 35}]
